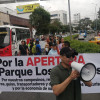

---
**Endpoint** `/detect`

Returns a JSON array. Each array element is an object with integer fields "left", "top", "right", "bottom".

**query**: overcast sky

[{"left": 0, "top": 0, "right": 100, "bottom": 21}]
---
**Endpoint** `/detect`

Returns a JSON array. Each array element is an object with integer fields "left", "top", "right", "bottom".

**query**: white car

[{"left": 78, "top": 35, "right": 85, "bottom": 40}]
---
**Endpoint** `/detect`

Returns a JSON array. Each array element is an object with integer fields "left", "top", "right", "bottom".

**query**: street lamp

[{"left": 68, "top": 0, "right": 72, "bottom": 39}]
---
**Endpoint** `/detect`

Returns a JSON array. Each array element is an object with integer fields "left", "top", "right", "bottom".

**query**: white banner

[
  {"left": 0, "top": 54, "right": 100, "bottom": 93},
  {"left": 0, "top": 55, "right": 60, "bottom": 92}
]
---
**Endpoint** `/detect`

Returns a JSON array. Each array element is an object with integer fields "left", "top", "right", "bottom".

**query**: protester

[
  {"left": 18, "top": 35, "right": 69, "bottom": 56},
  {"left": 62, "top": 41, "right": 70, "bottom": 48},
  {"left": 49, "top": 34, "right": 56, "bottom": 51},
  {"left": 28, "top": 39, "right": 34, "bottom": 55},
  {"left": 35, "top": 39, "right": 42, "bottom": 55},
  {"left": 48, "top": 43, "right": 59, "bottom": 55},
  {"left": 58, "top": 38, "right": 64, "bottom": 51},
  {"left": 18, "top": 40, "right": 28, "bottom": 56},
  {"left": 50, "top": 47, "right": 92, "bottom": 100},
  {"left": 44, "top": 39, "right": 49, "bottom": 55}
]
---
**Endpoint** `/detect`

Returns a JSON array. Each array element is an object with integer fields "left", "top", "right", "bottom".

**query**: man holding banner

[{"left": 50, "top": 47, "right": 92, "bottom": 100}]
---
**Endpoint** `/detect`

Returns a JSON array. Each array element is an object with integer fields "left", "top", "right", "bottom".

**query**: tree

[
  {"left": 49, "top": 19, "right": 62, "bottom": 34},
  {"left": 49, "top": 19, "right": 70, "bottom": 34},
  {"left": 92, "top": 19, "right": 100, "bottom": 31},
  {"left": 61, "top": 25, "right": 70, "bottom": 33},
  {"left": 29, "top": 7, "right": 50, "bottom": 35},
  {"left": 77, "top": 18, "right": 92, "bottom": 31},
  {"left": 78, "top": 18, "right": 92, "bottom": 31}
]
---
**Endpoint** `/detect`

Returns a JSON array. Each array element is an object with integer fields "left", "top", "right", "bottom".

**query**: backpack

[
  {"left": 32, "top": 45, "right": 36, "bottom": 54},
  {"left": 35, "top": 44, "right": 42, "bottom": 55}
]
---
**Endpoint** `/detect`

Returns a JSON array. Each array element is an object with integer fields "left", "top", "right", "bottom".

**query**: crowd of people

[
  {"left": 18, "top": 38, "right": 41, "bottom": 56},
  {"left": 18, "top": 34, "right": 70, "bottom": 56}
]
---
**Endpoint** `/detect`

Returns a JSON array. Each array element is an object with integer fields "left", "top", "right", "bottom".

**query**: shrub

[{"left": 64, "top": 35, "right": 100, "bottom": 53}]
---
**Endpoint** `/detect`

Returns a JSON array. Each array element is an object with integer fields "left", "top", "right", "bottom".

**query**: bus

[{"left": 0, "top": 25, "right": 31, "bottom": 56}]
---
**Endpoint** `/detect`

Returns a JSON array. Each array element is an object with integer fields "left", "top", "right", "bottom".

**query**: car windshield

[
  {"left": 0, "top": 27, "right": 10, "bottom": 48},
  {"left": 97, "top": 38, "right": 100, "bottom": 40},
  {"left": 81, "top": 33, "right": 85, "bottom": 35}
]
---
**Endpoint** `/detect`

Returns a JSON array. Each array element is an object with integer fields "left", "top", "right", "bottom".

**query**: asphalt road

[
  {"left": 85, "top": 33, "right": 95, "bottom": 42},
  {"left": 77, "top": 33, "right": 95, "bottom": 42}
]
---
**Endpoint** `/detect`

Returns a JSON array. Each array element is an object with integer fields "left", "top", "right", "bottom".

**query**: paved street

[
  {"left": 77, "top": 33, "right": 95, "bottom": 42},
  {"left": 85, "top": 33, "right": 95, "bottom": 42}
]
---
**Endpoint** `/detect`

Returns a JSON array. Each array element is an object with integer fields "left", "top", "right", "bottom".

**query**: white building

[
  {"left": 50, "top": 10, "right": 67, "bottom": 25},
  {"left": 73, "top": 13, "right": 80, "bottom": 23},
  {"left": 72, "top": 13, "right": 81, "bottom": 28}
]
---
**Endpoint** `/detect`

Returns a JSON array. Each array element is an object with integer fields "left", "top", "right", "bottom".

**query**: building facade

[
  {"left": 50, "top": 10, "right": 67, "bottom": 25},
  {"left": 9, "top": 15, "right": 30, "bottom": 27},
  {"left": 0, "top": 7, "right": 30, "bottom": 28},
  {"left": 72, "top": 13, "right": 81, "bottom": 28},
  {"left": 0, "top": 12, "right": 10, "bottom": 25},
  {"left": 73, "top": 13, "right": 80, "bottom": 23}
]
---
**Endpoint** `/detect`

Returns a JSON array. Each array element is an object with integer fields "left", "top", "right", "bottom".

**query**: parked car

[
  {"left": 89, "top": 36, "right": 100, "bottom": 44},
  {"left": 78, "top": 35, "right": 85, "bottom": 40}
]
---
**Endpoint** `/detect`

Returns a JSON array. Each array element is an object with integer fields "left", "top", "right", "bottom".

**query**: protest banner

[{"left": 0, "top": 54, "right": 100, "bottom": 93}]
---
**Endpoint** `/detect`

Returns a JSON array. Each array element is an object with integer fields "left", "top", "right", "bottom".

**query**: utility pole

[
  {"left": 92, "top": 3, "right": 97, "bottom": 36},
  {"left": 68, "top": 0, "right": 72, "bottom": 39},
  {"left": 95, "top": 5, "right": 97, "bottom": 36}
]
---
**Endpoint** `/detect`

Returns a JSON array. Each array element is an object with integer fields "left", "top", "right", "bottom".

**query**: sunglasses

[{"left": 66, "top": 53, "right": 75, "bottom": 58}]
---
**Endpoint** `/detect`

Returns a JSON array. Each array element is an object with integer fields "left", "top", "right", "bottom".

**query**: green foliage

[
  {"left": 29, "top": 7, "right": 50, "bottom": 35},
  {"left": 92, "top": 19, "right": 100, "bottom": 30},
  {"left": 72, "top": 34, "right": 79, "bottom": 39},
  {"left": 78, "top": 18, "right": 92, "bottom": 30},
  {"left": 61, "top": 25, "right": 70, "bottom": 33},
  {"left": 49, "top": 24, "right": 58, "bottom": 34},
  {"left": 49, "top": 20, "right": 70, "bottom": 34},
  {"left": 64, "top": 34, "right": 79, "bottom": 40},
  {"left": 64, "top": 35, "right": 100, "bottom": 53},
  {"left": 49, "top": 19, "right": 62, "bottom": 34}
]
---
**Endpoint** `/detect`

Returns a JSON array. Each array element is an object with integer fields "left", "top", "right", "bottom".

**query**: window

[
  {"left": 16, "top": 28, "right": 30, "bottom": 41},
  {"left": 50, "top": 14, "right": 58, "bottom": 17},
  {"left": 0, "top": 27, "right": 10, "bottom": 48}
]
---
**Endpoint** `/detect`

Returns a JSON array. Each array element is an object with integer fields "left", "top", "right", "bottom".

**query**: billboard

[{"left": 16, "top": 3, "right": 40, "bottom": 14}]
